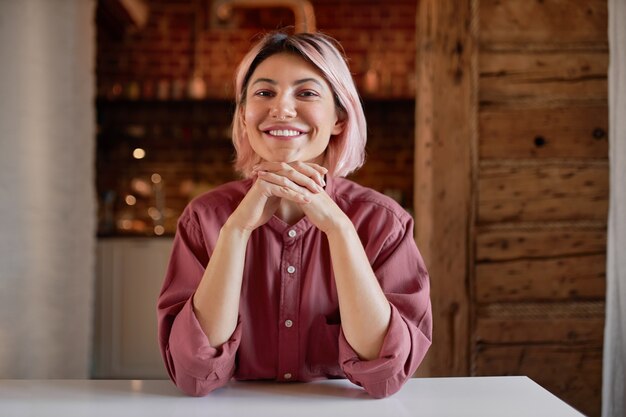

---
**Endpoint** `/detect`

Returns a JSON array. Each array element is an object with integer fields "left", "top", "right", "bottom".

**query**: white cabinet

[{"left": 93, "top": 238, "right": 174, "bottom": 379}]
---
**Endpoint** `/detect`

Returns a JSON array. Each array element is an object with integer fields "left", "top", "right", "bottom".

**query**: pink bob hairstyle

[{"left": 231, "top": 31, "right": 367, "bottom": 178}]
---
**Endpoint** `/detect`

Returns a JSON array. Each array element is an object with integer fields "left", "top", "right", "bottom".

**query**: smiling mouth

[{"left": 264, "top": 129, "right": 306, "bottom": 139}]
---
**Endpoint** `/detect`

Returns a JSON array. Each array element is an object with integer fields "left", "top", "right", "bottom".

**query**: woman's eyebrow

[{"left": 251, "top": 77, "right": 325, "bottom": 89}]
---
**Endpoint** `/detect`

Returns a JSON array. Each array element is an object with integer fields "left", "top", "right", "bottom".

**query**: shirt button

[
  {"left": 284, "top": 373, "right": 292, "bottom": 380},
  {"left": 288, "top": 229, "right": 297, "bottom": 238},
  {"left": 287, "top": 265, "right": 296, "bottom": 274},
  {"left": 284, "top": 319, "right": 293, "bottom": 328}
]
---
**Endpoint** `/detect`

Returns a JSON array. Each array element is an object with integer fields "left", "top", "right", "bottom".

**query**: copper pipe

[{"left": 214, "top": 0, "right": 316, "bottom": 33}]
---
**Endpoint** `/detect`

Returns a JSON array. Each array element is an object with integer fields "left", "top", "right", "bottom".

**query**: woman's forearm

[
  {"left": 326, "top": 221, "right": 392, "bottom": 360},
  {"left": 192, "top": 222, "right": 251, "bottom": 347}
]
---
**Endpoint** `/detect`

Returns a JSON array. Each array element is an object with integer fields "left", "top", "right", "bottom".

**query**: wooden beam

[
  {"left": 475, "top": 254, "right": 606, "bottom": 302},
  {"left": 479, "top": 0, "right": 608, "bottom": 47},
  {"left": 414, "top": 0, "right": 476, "bottom": 376},
  {"left": 478, "top": 162, "right": 609, "bottom": 223},
  {"left": 476, "top": 225, "right": 607, "bottom": 262},
  {"left": 480, "top": 51, "right": 608, "bottom": 104},
  {"left": 479, "top": 105, "right": 609, "bottom": 160}
]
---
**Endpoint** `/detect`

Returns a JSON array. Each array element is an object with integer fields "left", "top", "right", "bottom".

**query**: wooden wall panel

[
  {"left": 476, "top": 226, "right": 607, "bottom": 261},
  {"left": 479, "top": 106, "right": 608, "bottom": 159},
  {"left": 475, "top": 254, "right": 606, "bottom": 302},
  {"left": 479, "top": 0, "right": 607, "bottom": 46},
  {"left": 473, "top": 344, "right": 602, "bottom": 416},
  {"left": 474, "top": 0, "right": 608, "bottom": 415},
  {"left": 479, "top": 52, "right": 608, "bottom": 103},
  {"left": 475, "top": 317, "right": 604, "bottom": 345},
  {"left": 478, "top": 163, "right": 609, "bottom": 223},
  {"left": 477, "top": 301, "right": 605, "bottom": 322}
]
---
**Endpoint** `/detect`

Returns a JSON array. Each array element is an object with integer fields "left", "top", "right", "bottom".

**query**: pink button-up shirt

[{"left": 157, "top": 175, "right": 432, "bottom": 398}]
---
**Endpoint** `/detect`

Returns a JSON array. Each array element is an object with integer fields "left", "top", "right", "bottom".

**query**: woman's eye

[
  {"left": 254, "top": 90, "right": 274, "bottom": 97},
  {"left": 299, "top": 90, "right": 319, "bottom": 98}
]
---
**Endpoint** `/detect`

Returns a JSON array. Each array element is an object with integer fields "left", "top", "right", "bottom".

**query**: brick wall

[{"left": 96, "top": 0, "right": 416, "bottom": 236}]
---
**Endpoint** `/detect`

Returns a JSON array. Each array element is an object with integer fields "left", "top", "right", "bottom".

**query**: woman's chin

[{"left": 260, "top": 153, "right": 325, "bottom": 165}]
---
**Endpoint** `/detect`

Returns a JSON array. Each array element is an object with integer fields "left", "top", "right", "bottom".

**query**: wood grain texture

[
  {"left": 473, "top": 1, "right": 608, "bottom": 415},
  {"left": 479, "top": 106, "right": 608, "bottom": 159},
  {"left": 480, "top": 51, "right": 608, "bottom": 103},
  {"left": 479, "top": 0, "right": 608, "bottom": 46},
  {"left": 475, "top": 226, "right": 607, "bottom": 261},
  {"left": 478, "top": 163, "right": 609, "bottom": 223},
  {"left": 477, "top": 300, "right": 605, "bottom": 321},
  {"left": 414, "top": 0, "right": 475, "bottom": 376},
  {"left": 475, "top": 254, "right": 606, "bottom": 302},
  {"left": 475, "top": 316, "right": 604, "bottom": 345},
  {"left": 473, "top": 344, "right": 602, "bottom": 417}
]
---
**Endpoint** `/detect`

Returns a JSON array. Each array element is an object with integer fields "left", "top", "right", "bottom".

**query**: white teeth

[{"left": 268, "top": 129, "right": 302, "bottom": 137}]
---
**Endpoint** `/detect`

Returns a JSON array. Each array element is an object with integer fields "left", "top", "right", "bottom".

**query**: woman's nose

[{"left": 270, "top": 94, "right": 296, "bottom": 120}]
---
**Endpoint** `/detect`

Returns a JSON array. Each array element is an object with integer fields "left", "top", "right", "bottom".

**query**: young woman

[{"left": 157, "top": 31, "right": 432, "bottom": 399}]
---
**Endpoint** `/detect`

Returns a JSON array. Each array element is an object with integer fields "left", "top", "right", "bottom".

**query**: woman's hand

[
  {"left": 249, "top": 161, "right": 352, "bottom": 235},
  {"left": 225, "top": 161, "right": 327, "bottom": 233}
]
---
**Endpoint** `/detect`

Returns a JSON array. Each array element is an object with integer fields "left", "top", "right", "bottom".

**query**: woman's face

[{"left": 242, "top": 53, "right": 343, "bottom": 166}]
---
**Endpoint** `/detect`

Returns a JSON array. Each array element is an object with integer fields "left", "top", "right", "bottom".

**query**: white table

[{"left": 0, "top": 376, "right": 584, "bottom": 417}]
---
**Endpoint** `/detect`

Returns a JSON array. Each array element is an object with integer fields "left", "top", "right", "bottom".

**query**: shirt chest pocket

[{"left": 306, "top": 315, "right": 344, "bottom": 378}]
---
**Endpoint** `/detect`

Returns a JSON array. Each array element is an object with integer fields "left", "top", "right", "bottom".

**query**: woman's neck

[{"left": 276, "top": 199, "right": 305, "bottom": 226}]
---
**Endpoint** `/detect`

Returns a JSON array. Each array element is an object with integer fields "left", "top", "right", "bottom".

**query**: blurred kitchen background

[
  {"left": 2, "top": 1, "right": 624, "bottom": 417},
  {"left": 96, "top": 0, "right": 416, "bottom": 237}
]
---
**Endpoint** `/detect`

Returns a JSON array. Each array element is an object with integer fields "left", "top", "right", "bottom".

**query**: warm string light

[
  {"left": 126, "top": 150, "right": 166, "bottom": 235},
  {"left": 125, "top": 195, "right": 136, "bottom": 206},
  {"left": 132, "top": 148, "right": 146, "bottom": 159},
  {"left": 152, "top": 173, "right": 165, "bottom": 236},
  {"left": 148, "top": 207, "right": 161, "bottom": 220}
]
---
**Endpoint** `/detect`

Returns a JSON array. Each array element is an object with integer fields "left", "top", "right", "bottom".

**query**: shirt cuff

[
  {"left": 169, "top": 297, "right": 241, "bottom": 383},
  {"left": 338, "top": 303, "right": 411, "bottom": 397}
]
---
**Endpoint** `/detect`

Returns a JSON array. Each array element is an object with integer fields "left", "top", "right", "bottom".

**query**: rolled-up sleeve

[
  {"left": 157, "top": 210, "right": 240, "bottom": 396},
  {"left": 338, "top": 211, "right": 432, "bottom": 398}
]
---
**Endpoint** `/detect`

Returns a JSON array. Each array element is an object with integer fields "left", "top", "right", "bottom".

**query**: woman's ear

[
  {"left": 331, "top": 119, "right": 345, "bottom": 135},
  {"left": 240, "top": 105, "right": 247, "bottom": 127},
  {"left": 332, "top": 107, "right": 347, "bottom": 135}
]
